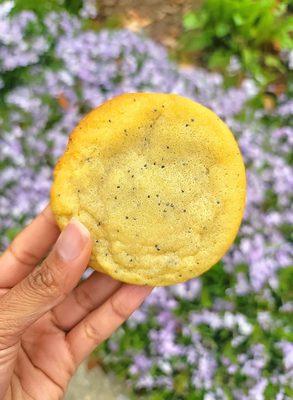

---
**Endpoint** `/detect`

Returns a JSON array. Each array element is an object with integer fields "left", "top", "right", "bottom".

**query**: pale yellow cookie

[{"left": 51, "top": 93, "right": 246, "bottom": 286}]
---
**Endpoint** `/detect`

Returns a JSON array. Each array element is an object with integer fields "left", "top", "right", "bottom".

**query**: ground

[
  {"left": 66, "top": 359, "right": 128, "bottom": 400},
  {"left": 97, "top": 0, "right": 201, "bottom": 49}
]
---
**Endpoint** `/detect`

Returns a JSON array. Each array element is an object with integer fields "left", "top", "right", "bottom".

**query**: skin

[{"left": 0, "top": 206, "right": 152, "bottom": 400}]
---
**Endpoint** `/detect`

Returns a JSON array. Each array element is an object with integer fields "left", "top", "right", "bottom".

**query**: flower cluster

[{"left": 0, "top": 3, "right": 292, "bottom": 399}]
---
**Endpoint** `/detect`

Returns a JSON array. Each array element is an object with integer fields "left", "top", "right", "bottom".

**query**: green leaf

[
  {"left": 208, "top": 50, "right": 231, "bottom": 69},
  {"left": 12, "top": 0, "right": 84, "bottom": 15},
  {"left": 201, "top": 286, "right": 212, "bottom": 307},
  {"left": 174, "top": 371, "right": 189, "bottom": 395},
  {"left": 183, "top": 12, "right": 202, "bottom": 30},
  {"left": 215, "top": 23, "right": 230, "bottom": 38},
  {"left": 182, "top": 32, "right": 212, "bottom": 52},
  {"left": 264, "top": 55, "right": 285, "bottom": 72},
  {"left": 280, "top": 224, "right": 293, "bottom": 244},
  {"left": 278, "top": 31, "right": 293, "bottom": 50},
  {"left": 277, "top": 266, "right": 293, "bottom": 302},
  {"left": 233, "top": 13, "right": 244, "bottom": 26},
  {"left": 5, "top": 226, "right": 22, "bottom": 241},
  {"left": 64, "top": 0, "right": 83, "bottom": 13},
  {"left": 241, "top": 48, "right": 260, "bottom": 69}
]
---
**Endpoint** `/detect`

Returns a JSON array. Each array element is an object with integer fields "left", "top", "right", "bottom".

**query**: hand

[{"left": 0, "top": 207, "right": 152, "bottom": 400}]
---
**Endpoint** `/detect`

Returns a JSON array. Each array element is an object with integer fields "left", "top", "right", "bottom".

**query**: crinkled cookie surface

[{"left": 51, "top": 93, "right": 246, "bottom": 286}]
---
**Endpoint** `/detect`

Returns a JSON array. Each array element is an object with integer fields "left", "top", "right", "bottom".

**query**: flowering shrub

[
  {"left": 0, "top": 2, "right": 292, "bottom": 399},
  {"left": 181, "top": 0, "right": 292, "bottom": 88}
]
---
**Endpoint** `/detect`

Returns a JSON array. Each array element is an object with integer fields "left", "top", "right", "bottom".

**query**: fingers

[
  {"left": 0, "top": 206, "right": 60, "bottom": 288},
  {"left": 66, "top": 284, "right": 152, "bottom": 365},
  {"left": 0, "top": 219, "right": 92, "bottom": 348},
  {"left": 52, "top": 272, "right": 121, "bottom": 331}
]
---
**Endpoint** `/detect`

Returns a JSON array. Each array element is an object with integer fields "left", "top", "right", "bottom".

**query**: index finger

[
  {"left": 66, "top": 284, "right": 152, "bottom": 365},
  {"left": 0, "top": 206, "right": 60, "bottom": 288}
]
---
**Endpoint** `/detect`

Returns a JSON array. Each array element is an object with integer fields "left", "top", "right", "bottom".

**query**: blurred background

[{"left": 0, "top": 0, "right": 292, "bottom": 399}]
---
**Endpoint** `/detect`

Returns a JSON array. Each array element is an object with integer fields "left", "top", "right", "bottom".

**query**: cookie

[{"left": 51, "top": 93, "right": 246, "bottom": 286}]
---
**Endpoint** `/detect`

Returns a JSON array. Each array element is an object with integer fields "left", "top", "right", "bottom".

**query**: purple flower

[
  {"left": 278, "top": 342, "right": 293, "bottom": 371},
  {"left": 130, "top": 354, "right": 152, "bottom": 375},
  {"left": 248, "top": 378, "right": 268, "bottom": 400},
  {"left": 1, "top": 5, "right": 292, "bottom": 397},
  {"left": 136, "top": 374, "right": 154, "bottom": 389},
  {"left": 170, "top": 278, "right": 202, "bottom": 300},
  {"left": 192, "top": 351, "right": 217, "bottom": 390}
]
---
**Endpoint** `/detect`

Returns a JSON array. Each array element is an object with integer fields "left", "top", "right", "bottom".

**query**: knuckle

[
  {"left": 83, "top": 321, "right": 104, "bottom": 344},
  {"left": 0, "top": 315, "right": 20, "bottom": 349},
  {"left": 0, "top": 332, "right": 19, "bottom": 350},
  {"left": 40, "top": 207, "right": 55, "bottom": 225},
  {"left": 27, "top": 262, "right": 61, "bottom": 296},
  {"left": 74, "top": 287, "right": 96, "bottom": 312},
  {"left": 9, "top": 244, "right": 38, "bottom": 267},
  {"left": 110, "top": 296, "right": 129, "bottom": 321}
]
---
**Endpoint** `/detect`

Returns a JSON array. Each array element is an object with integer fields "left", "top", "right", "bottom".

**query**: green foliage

[
  {"left": 98, "top": 259, "right": 292, "bottom": 398},
  {"left": 181, "top": 0, "right": 292, "bottom": 87},
  {"left": 277, "top": 266, "right": 293, "bottom": 302},
  {"left": 4, "top": 226, "right": 22, "bottom": 242},
  {"left": 2, "top": 2, "right": 292, "bottom": 397},
  {"left": 12, "top": 0, "right": 83, "bottom": 15}
]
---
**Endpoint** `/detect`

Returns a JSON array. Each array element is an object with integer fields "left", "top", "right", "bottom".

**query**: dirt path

[
  {"left": 65, "top": 360, "right": 129, "bottom": 400},
  {"left": 97, "top": 0, "right": 201, "bottom": 49}
]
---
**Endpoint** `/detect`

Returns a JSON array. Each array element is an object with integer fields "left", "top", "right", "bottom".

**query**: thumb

[{"left": 0, "top": 218, "right": 92, "bottom": 348}]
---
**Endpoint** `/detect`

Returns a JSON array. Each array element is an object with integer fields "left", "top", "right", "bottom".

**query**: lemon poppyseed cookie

[{"left": 51, "top": 93, "right": 246, "bottom": 286}]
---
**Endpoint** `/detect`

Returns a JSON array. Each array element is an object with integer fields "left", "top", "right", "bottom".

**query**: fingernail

[{"left": 56, "top": 219, "right": 90, "bottom": 261}]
